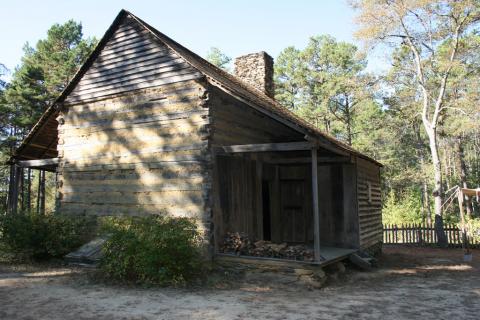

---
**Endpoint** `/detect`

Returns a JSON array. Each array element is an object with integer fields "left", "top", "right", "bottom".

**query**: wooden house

[{"left": 8, "top": 10, "right": 383, "bottom": 265}]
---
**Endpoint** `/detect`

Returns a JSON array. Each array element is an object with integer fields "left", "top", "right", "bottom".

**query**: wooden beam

[
  {"left": 266, "top": 156, "right": 351, "bottom": 165},
  {"left": 29, "top": 143, "right": 57, "bottom": 151},
  {"left": 460, "top": 188, "right": 480, "bottom": 197},
  {"left": 17, "top": 158, "right": 60, "bottom": 168},
  {"left": 217, "top": 141, "right": 313, "bottom": 154},
  {"left": 311, "top": 148, "right": 321, "bottom": 262},
  {"left": 305, "top": 135, "right": 349, "bottom": 157}
]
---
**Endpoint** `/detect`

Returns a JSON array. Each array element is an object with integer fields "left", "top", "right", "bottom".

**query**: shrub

[
  {"left": 383, "top": 190, "right": 424, "bottom": 225},
  {"left": 0, "top": 213, "right": 95, "bottom": 260},
  {"left": 100, "top": 215, "right": 204, "bottom": 286},
  {"left": 465, "top": 217, "right": 480, "bottom": 243}
]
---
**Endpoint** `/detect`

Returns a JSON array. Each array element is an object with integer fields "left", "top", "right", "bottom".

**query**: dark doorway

[{"left": 262, "top": 180, "right": 271, "bottom": 241}]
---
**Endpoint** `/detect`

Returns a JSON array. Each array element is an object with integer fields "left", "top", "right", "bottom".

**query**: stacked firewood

[
  {"left": 221, "top": 232, "right": 252, "bottom": 255},
  {"left": 283, "top": 244, "right": 315, "bottom": 261},
  {"left": 221, "top": 233, "right": 314, "bottom": 261}
]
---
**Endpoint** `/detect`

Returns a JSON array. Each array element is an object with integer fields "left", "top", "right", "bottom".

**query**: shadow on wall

[{"left": 57, "top": 76, "right": 210, "bottom": 226}]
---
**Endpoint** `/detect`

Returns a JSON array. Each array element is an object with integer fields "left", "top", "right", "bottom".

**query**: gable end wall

[{"left": 55, "top": 17, "right": 214, "bottom": 247}]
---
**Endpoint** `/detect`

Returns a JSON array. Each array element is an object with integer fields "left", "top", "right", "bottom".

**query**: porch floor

[
  {"left": 216, "top": 246, "right": 357, "bottom": 268},
  {"left": 319, "top": 246, "right": 357, "bottom": 263}
]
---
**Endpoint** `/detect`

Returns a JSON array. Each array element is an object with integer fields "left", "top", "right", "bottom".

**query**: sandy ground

[{"left": 0, "top": 246, "right": 479, "bottom": 320}]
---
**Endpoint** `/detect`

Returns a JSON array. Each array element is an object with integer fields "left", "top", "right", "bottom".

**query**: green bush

[
  {"left": 100, "top": 215, "right": 204, "bottom": 286},
  {"left": 382, "top": 189, "right": 424, "bottom": 225},
  {"left": 465, "top": 217, "right": 480, "bottom": 243},
  {"left": 0, "top": 213, "right": 95, "bottom": 260}
]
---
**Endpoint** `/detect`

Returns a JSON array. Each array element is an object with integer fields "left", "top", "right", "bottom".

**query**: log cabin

[{"left": 7, "top": 10, "right": 383, "bottom": 266}]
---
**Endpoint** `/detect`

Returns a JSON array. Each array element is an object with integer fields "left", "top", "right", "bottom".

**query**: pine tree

[{"left": 0, "top": 20, "right": 97, "bottom": 213}]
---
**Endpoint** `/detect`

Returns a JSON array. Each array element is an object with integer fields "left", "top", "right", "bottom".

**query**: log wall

[
  {"left": 356, "top": 157, "right": 382, "bottom": 249},
  {"left": 55, "top": 16, "right": 212, "bottom": 228},
  {"left": 57, "top": 80, "right": 210, "bottom": 224}
]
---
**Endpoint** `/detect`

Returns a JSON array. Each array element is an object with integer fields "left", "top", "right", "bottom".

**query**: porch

[{"left": 212, "top": 140, "right": 361, "bottom": 266}]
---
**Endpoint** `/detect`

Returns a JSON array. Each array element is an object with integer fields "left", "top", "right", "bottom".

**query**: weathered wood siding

[
  {"left": 216, "top": 156, "right": 261, "bottom": 239},
  {"left": 65, "top": 16, "right": 202, "bottom": 104},
  {"left": 356, "top": 157, "right": 382, "bottom": 248},
  {"left": 56, "top": 20, "right": 210, "bottom": 224},
  {"left": 209, "top": 86, "right": 305, "bottom": 247},
  {"left": 266, "top": 164, "right": 358, "bottom": 248},
  {"left": 275, "top": 165, "right": 312, "bottom": 244},
  {"left": 209, "top": 86, "right": 304, "bottom": 146}
]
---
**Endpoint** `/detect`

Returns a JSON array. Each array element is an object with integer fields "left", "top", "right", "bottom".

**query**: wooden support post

[
  {"left": 7, "top": 163, "right": 16, "bottom": 214},
  {"left": 311, "top": 148, "right": 321, "bottom": 262},
  {"left": 255, "top": 158, "right": 264, "bottom": 240},
  {"left": 211, "top": 150, "right": 222, "bottom": 256},
  {"left": 36, "top": 169, "right": 46, "bottom": 215},
  {"left": 271, "top": 165, "right": 280, "bottom": 242}
]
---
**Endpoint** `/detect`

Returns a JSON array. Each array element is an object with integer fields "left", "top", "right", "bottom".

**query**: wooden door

[{"left": 280, "top": 180, "right": 308, "bottom": 243}]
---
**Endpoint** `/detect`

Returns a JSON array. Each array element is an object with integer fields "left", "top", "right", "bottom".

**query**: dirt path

[{"left": 1, "top": 247, "right": 479, "bottom": 320}]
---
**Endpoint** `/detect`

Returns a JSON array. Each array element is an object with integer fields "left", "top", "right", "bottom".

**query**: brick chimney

[{"left": 234, "top": 52, "right": 274, "bottom": 98}]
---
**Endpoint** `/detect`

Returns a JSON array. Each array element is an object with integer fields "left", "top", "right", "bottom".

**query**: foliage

[
  {"left": 0, "top": 20, "right": 96, "bottom": 214},
  {"left": 4, "top": 20, "right": 96, "bottom": 130},
  {"left": 0, "top": 213, "right": 95, "bottom": 260},
  {"left": 205, "top": 47, "right": 232, "bottom": 71},
  {"left": 275, "top": 35, "right": 376, "bottom": 146},
  {"left": 465, "top": 217, "right": 480, "bottom": 243},
  {"left": 352, "top": 0, "right": 480, "bottom": 234},
  {"left": 383, "top": 190, "right": 424, "bottom": 225},
  {"left": 100, "top": 215, "right": 204, "bottom": 286}
]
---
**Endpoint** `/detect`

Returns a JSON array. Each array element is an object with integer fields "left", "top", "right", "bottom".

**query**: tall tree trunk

[
  {"left": 455, "top": 138, "right": 473, "bottom": 218},
  {"left": 26, "top": 169, "right": 31, "bottom": 212},
  {"left": 427, "top": 128, "right": 447, "bottom": 246},
  {"left": 422, "top": 176, "right": 432, "bottom": 224},
  {"left": 7, "top": 164, "right": 16, "bottom": 214},
  {"left": 19, "top": 168, "right": 24, "bottom": 212},
  {"left": 443, "top": 148, "right": 450, "bottom": 191},
  {"left": 345, "top": 96, "right": 353, "bottom": 146},
  {"left": 414, "top": 123, "right": 431, "bottom": 224},
  {"left": 39, "top": 170, "right": 46, "bottom": 215}
]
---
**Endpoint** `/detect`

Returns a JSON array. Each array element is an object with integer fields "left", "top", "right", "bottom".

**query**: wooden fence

[{"left": 383, "top": 223, "right": 480, "bottom": 248}]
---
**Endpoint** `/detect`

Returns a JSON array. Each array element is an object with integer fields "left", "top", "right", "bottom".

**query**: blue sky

[{"left": 0, "top": 0, "right": 387, "bottom": 77}]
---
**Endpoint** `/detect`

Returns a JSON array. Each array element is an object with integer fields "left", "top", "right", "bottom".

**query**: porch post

[
  {"left": 311, "top": 148, "right": 321, "bottom": 262},
  {"left": 37, "top": 169, "right": 46, "bottom": 215}
]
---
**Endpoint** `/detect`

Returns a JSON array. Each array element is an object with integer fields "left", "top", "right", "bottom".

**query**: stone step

[
  {"left": 348, "top": 253, "right": 372, "bottom": 270},
  {"left": 64, "top": 237, "right": 106, "bottom": 266}
]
